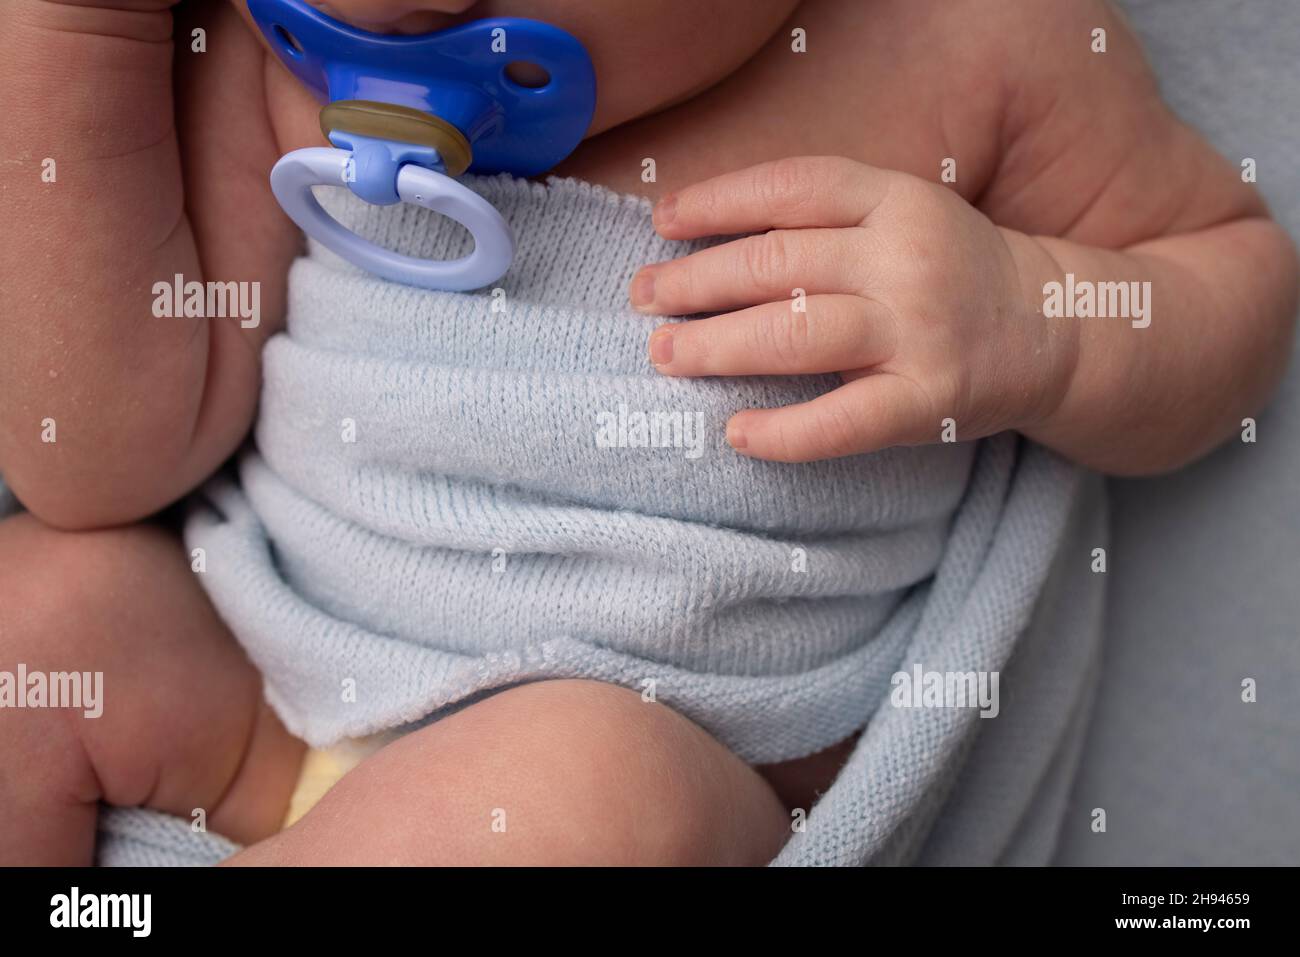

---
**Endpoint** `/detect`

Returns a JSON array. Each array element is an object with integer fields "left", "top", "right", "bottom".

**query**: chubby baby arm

[
  {"left": 1007, "top": 207, "right": 1296, "bottom": 475},
  {"left": 982, "top": 0, "right": 1297, "bottom": 474},
  {"left": 632, "top": 3, "right": 1297, "bottom": 475},
  {"left": 0, "top": 0, "right": 296, "bottom": 528},
  {"left": 0, "top": 1, "right": 302, "bottom": 861},
  {"left": 634, "top": 155, "right": 1295, "bottom": 474}
]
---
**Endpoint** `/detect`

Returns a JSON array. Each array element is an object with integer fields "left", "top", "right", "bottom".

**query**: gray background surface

[{"left": 1055, "top": 0, "right": 1300, "bottom": 865}]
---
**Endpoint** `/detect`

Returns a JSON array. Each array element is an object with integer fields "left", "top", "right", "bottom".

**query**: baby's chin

[
  {"left": 303, "top": 3, "right": 461, "bottom": 36},
  {"left": 241, "top": 0, "right": 788, "bottom": 153}
]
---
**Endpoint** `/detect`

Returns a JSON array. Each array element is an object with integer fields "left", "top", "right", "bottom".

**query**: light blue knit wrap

[{"left": 86, "top": 174, "right": 1102, "bottom": 865}]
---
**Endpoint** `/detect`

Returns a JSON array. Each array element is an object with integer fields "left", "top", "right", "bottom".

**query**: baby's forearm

[
  {"left": 1006, "top": 217, "right": 1298, "bottom": 476},
  {"left": 0, "top": 1, "right": 204, "bottom": 526},
  {"left": 0, "top": 0, "right": 289, "bottom": 529}
]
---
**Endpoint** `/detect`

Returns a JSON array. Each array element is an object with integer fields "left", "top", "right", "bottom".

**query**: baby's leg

[
  {"left": 227, "top": 679, "right": 790, "bottom": 866},
  {"left": 757, "top": 737, "right": 859, "bottom": 815},
  {"left": 0, "top": 514, "right": 303, "bottom": 864}
]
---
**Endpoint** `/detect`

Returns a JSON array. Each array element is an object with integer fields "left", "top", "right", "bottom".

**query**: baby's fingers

[
  {"left": 652, "top": 156, "right": 890, "bottom": 240},
  {"left": 727, "top": 374, "right": 938, "bottom": 462},
  {"left": 632, "top": 228, "right": 861, "bottom": 315},
  {"left": 649, "top": 295, "right": 895, "bottom": 377}
]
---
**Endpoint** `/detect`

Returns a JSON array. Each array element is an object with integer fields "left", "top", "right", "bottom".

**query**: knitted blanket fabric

[{"left": 70, "top": 175, "right": 1102, "bottom": 865}]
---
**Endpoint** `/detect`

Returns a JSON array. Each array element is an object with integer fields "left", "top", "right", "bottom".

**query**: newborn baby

[{"left": 0, "top": 0, "right": 1295, "bottom": 865}]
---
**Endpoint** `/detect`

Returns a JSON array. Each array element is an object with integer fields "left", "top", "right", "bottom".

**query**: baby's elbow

[
  {"left": 4, "top": 473, "right": 158, "bottom": 532},
  {"left": 1, "top": 449, "right": 190, "bottom": 532}
]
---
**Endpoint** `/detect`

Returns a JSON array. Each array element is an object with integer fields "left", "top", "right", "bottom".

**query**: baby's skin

[{"left": 0, "top": 0, "right": 1295, "bottom": 865}]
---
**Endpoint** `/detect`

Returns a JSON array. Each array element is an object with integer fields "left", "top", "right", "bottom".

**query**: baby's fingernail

[
  {"left": 653, "top": 195, "right": 677, "bottom": 228},
  {"left": 727, "top": 421, "right": 748, "bottom": 450},
  {"left": 649, "top": 327, "right": 674, "bottom": 365},
  {"left": 631, "top": 269, "right": 656, "bottom": 308}
]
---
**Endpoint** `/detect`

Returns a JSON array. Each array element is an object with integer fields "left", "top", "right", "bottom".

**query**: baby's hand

[{"left": 632, "top": 157, "right": 1076, "bottom": 463}]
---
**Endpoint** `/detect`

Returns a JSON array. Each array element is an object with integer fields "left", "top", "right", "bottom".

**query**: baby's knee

[
  {"left": 0, "top": 513, "right": 269, "bottom": 812},
  {"left": 0, "top": 514, "right": 142, "bottom": 665},
  {"left": 314, "top": 679, "right": 790, "bottom": 865},
  {"left": 482, "top": 679, "right": 788, "bottom": 864},
  {"left": 0, "top": 513, "right": 247, "bottom": 692},
  {"left": 0, "top": 514, "right": 146, "bottom": 807}
]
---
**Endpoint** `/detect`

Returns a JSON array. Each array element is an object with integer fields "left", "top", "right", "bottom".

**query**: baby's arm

[
  {"left": 1007, "top": 206, "right": 1294, "bottom": 474},
  {"left": 977, "top": 0, "right": 1297, "bottom": 474},
  {"left": 0, "top": 0, "right": 296, "bottom": 527},
  {"left": 633, "top": 0, "right": 1297, "bottom": 475}
]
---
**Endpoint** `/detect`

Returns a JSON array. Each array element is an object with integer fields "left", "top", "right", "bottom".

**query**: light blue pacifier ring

[
  {"left": 249, "top": 0, "right": 597, "bottom": 293},
  {"left": 271, "top": 148, "right": 514, "bottom": 292}
]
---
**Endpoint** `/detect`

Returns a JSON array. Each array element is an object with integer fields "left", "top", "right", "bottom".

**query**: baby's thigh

[{"left": 229, "top": 678, "right": 791, "bottom": 866}]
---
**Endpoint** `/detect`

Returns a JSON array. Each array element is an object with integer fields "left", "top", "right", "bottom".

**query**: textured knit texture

[
  {"left": 190, "top": 175, "right": 990, "bottom": 763},
  {"left": 96, "top": 808, "right": 239, "bottom": 867},
  {"left": 68, "top": 174, "right": 1099, "bottom": 865}
]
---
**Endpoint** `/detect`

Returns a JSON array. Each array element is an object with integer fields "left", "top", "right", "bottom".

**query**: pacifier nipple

[{"left": 247, "top": 0, "right": 597, "bottom": 292}]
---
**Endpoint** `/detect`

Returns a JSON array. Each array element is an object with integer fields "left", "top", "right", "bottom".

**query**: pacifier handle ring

[{"left": 270, "top": 147, "right": 514, "bottom": 292}]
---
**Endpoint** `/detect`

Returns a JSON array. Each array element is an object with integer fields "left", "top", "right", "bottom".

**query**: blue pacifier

[{"left": 248, "top": 0, "right": 597, "bottom": 291}]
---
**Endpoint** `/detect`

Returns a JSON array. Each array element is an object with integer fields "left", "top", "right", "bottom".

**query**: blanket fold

[{"left": 63, "top": 174, "right": 1101, "bottom": 866}]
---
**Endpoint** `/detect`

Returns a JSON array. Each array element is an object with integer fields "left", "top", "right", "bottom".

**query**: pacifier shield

[{"left": 247, "top": 0, "right": 597, "bottom": 177}]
